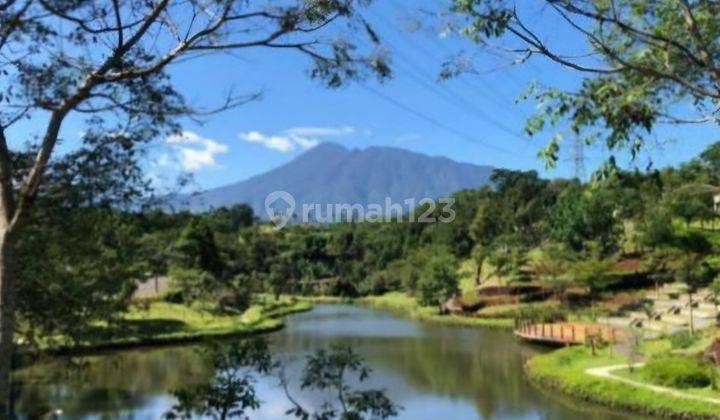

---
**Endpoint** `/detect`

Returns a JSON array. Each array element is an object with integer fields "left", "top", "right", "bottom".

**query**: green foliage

[
  {"left": 166, "top": 266, "right": 217, "bottom": 304},
  {"left": 488, "top": 244, "right": 529, "bottom": 282},
  {"left": 641, "top": 355, "right": 711, "bottom": 389},
  {"left": 550, "top": 185, "right": 620, "bottom": 255},
  {"left": 359, "top": 268, "right": 402, "bottom": 296},
  {"left": 288, "top": 345, "right": 401, "bottom": 419},
  {"left": 514, "top": 305, "right": 568, "bottom": 324},
  {"left": 16, "top": 207, "right": 143, "bottom": 344},
  {"left": 527, "top": 346, "right": 720, "bottom": 418},
  {"left": 166, "top": 341, "right": 401, "bottom": 420},
  {"left": 165, "top": 339, "right": 273, "bottom": 419},
  {"left": 670, "top": 187, "right": 714, "bottom": 227},
  {"left": 710, "top": 276, "right": 720, "bottom": 301},
  {"left": 638, "top": 208, "right": 675, "bottom": 250},
  {"left": 569, "top": 259, "right": 615, "bottom": 298},
  {"left": 669, "top": 332, "right": 699, "bottom": 350},
  {"left": 450, "top": 1, "right": 720, "bottom": 165},
  {"left": 532, "top": 245, "right": 572, "bottom": 297},
  {"left": 170, "top": 220, "right": 226, "bottom": 277},
  {"left": 700, "top": 142, "right": 720, "bottom": 180},
  {"left": 416, "top": 251, "right": 459, "bottom": 309}
]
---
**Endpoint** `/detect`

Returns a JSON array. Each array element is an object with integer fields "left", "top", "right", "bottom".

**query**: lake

[{"left": 14, "top": 304, "right": 636, "bottom": 419}]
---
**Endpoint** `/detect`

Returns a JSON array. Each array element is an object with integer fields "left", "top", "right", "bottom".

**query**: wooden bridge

[{"left": 514, "top": 322, "right": 624, "bottom": 345}]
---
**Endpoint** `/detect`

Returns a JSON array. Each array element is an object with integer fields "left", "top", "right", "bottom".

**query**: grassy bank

[
  {"left": 526, "top": 345, "right": 720, "bottom": 419},
  {"left": 37, "top": 297, "right": 312, "bottom": 355},
  {"left": 358, "top": 292, "right": 515, "bottom": 329}
]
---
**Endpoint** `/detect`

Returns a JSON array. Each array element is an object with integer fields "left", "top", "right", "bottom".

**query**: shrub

[
  {"left": 669, "top": 331, "right": 699, "bottom": 350},
  {"left": 515, "top": 305, "right": 568, "bottom": 324},
  {"left": 216, "top": 286, "right": 252, "bottom": 314},
  {"left": 417, "top": 253, "right": 459, "bottom": 309},
  {"left": 641, "top": 354, "right": 711, "bottom": 389},
  {"left": 359, "top": 269, "right": 402, "bottom": 296},
  {"left": 166, "top": 266, "right": 216, "bottom": 303}
]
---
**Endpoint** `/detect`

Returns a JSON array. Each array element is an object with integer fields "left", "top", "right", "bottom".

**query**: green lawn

[
  {"left": 526, "top": 332, "right": 720, "bottom": 419},
  {"left": 39, "top": 297, "right": 312, "bottom": 354},
  {"left": 614, "top": 367, "right": 720, "bottom": 401},
  {"left": 359, "top": 292, "right": 515, "bottom": 329}
]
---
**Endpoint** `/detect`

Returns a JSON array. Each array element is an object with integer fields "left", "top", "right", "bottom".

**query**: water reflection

[{"left": 15, "top": 304, "right": 636, "bottom": 419}]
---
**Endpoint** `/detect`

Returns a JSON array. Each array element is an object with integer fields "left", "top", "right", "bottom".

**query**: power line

[
  {"left": 375, "top": 3, "right": 526, "bottom": 113},
  {"left": 366, "top": 9, "right": 529, "bottom": 142},
  {"left": 359, "top": 84, "right": 521, "bottom": 156},
  {"left": 393, "top": 57, "right": 529, "bottom": 141}
]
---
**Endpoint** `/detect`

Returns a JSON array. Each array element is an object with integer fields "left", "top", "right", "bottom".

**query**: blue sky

[{"left": 8, "top": 1, "right": 720, "bottom": 192}]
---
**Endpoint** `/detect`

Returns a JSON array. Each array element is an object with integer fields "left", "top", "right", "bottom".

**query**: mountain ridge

[{"left": 171, "top": 143, "right": 494, "bottom": 217}]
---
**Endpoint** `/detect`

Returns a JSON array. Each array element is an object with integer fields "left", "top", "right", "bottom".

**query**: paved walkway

[{"left": 585, "top": 364, "right": 720, "bottom": 405}]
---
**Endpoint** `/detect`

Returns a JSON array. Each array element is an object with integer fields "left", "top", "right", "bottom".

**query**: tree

[
  {"left": 669, "top": 186, "right": 714, "bottom": 228},
  {"left": 137, "top": 233, "right": 170, "bottom": 295},
  {"left": 203, "top": 205, "right": 256, "bottom": 233},
  {"left": 700, "top": 141, "right": 720, "bottom": 182},
  {"left": 470, "top": 244, "right": 488, "bottom": 286},
  {"left": 14, "top": 143, "right": 147, "bottom": 347},
  {"left": 639, "top": 208, "right": 676, "bottom": 251},
  {"left": 165, "top": 339, "right": 273, "bottom": 420},
  {"left": 486, "top": 239, "right": 529, "bottom": 284},
  {"left": 417, "top": 251, "right": 459, "bottom": 313},
  {"left": 550, "top": 185, "right": 620, "bottom": 255},
  {"left": 710, "top": 276, "right": 720, "bottom": 313},
  {"left": 268, "top": 252, "right": 300, "bottom": 300},
  {"left": 450, "top": 1, "right": 720, "bottom": 166},
  {"left": 171, "top": 220, "right": 226, "bottom": 278},
  {"left": 16, "top": 207, "right": 143, "bottom": 346},
  {"left": 533, "top": 246, "right": 571, "bottom": 303},
  {"left": 570, "top": 259, "right": 615, "bottom": 320},
  {"left": 284, "top": 345, "right": 401, "bottom": 420},
  {"left": 0, "top": 0, "right": 390, "bottom": 411},
  {"left": 673, "top": 232, "right": 715, "bottom": 335}
]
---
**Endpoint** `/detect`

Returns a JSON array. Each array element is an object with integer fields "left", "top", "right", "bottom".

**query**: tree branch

[
  {"left": 507, "top": 10, "right": 620, "bottom": 74},
  {"left": 547, "top": 2, "right": 720, "bottom": 99},
  {"left": 112, "top": 0, "right": 124, "bottom": 48},
  {"left": 676, "top": 0, "right": 720, "bottom": 82},
  {"left": 9, "top": 0, "right": 172, "bottom": 229}
]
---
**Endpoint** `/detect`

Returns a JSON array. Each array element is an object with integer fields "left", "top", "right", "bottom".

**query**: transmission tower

[{"left": 572, "top": 136, "right": 586, "bottom": 181}]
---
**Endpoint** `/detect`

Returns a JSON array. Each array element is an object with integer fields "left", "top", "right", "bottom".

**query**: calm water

[{"left": 14, "top": 304, "right": 637, "bottom": 419}]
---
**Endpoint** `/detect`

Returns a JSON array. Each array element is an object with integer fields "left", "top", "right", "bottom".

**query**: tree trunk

[
  {"left": 474, "top": 261, "right": 482, "bottom": 286},
  {"left": 0, "top": 233, "right": 16, "bottom": 417},
  {"left": 689, "top": 292, "right": 695, "bottom": 336}
]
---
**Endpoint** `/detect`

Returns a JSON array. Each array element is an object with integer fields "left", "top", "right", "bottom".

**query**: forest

[{"left": 20, "top": 139, "right": 720, "bottom": 350}]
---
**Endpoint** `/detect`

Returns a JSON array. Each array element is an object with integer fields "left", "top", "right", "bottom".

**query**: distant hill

[{"left": 170, "top": 143, "right": 494, "bottom": 218}]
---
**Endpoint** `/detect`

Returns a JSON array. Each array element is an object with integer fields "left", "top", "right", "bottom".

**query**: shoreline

[
  {"left": 24, "top": 292, "right": 719, "bottom": 419},
  {"left": 307, "top": 293, "right": 720, "bottom": 419},
  {"left": 19, "top": 299, "right": 313, "bottom": 361},
  {"left": 525, "top": 345, "right": 720, "bottom": 419},
  {"left": 336, "top": 292, "right": 515, "bottom": 329}
]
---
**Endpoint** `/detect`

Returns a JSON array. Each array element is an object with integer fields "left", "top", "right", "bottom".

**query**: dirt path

[{"left": 585, "top": 364, "right": 720, "bottom": 405}]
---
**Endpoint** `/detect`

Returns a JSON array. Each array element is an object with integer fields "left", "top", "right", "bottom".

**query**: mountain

[{"left": 172, "top": 143, "right": 494, "bottom": 218}]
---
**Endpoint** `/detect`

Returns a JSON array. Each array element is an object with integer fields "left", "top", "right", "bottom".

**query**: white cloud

[
  {"left": 240, "top": 131, "right": 297, "bottom": 152},
  {"left": 164, "top": 130, "right": 228, "bottom": 171},
  {"left": 239, "top": 125, "right": 357, "bottom": 153},
  {"left": 293, "top": 136, "right": 320, "bottom": 150}
]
